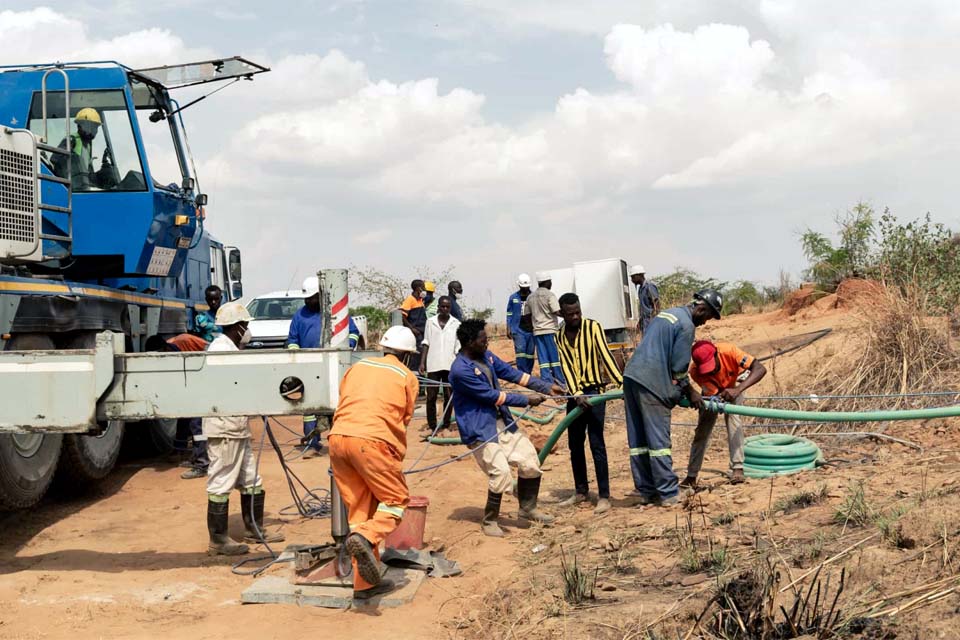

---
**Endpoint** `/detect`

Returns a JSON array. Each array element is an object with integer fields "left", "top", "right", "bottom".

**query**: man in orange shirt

[
  {"left": 328, "top": 326, "right": 420, "bottom": 601},
  {"left": 682, "top": 340, "right": 766, "bottom": 488},
  {"left": 399, "top": 279, "right": 427, "bottom": 372}
]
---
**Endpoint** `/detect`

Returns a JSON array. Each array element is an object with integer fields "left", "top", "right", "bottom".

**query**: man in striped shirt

[{"left": 555, "top": 293, "right": 623, "bottom": 514}]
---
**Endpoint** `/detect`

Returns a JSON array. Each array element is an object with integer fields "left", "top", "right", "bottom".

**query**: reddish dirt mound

[
  {"left": 781, "top": 283, "right": 820, "bottom": 316},
  {"left": 836, "top": 278, "right": 884, "bottom": 307}
]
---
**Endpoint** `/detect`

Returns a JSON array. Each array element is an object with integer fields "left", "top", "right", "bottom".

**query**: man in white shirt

[
  {"left": 528, "top": 272, "right": 565, "bottom": 385},
  {"left": 204, "top": 302, "right": 284, "bottom": 555},
  {"left": 419, "top": 296, "right": 461, "bottom": 432}
]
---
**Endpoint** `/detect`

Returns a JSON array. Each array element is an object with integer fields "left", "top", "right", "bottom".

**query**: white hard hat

[
  {"left": 215, "top": 301, "right": 253, "bottom": 326},
  {"left": 379, "top": 326, "right": 418, "bottom": 353},
  {"left": 629, "top": 264, "right": 646, "bottom": 276},
  {"left": 516, "top": 273, "right": 532, "bottom": 287},
  {"left": 535, "top": 271, "right": 551, "bottom": 282},
  {"left": 302, "top": 276, "right": 320, "bottom": 297}
]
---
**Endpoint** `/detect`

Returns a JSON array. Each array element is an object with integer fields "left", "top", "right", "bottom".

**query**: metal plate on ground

[{"left": 241, "top": 567, "right": 424, "bottom": 609}]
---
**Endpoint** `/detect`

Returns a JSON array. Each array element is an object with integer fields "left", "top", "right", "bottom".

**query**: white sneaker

[{"left": 558, "top": 493, "right": 588, "bottom": 508}]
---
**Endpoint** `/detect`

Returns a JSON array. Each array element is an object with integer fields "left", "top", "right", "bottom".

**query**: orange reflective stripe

[
  {"left": 495, "top": 391, "right": 507, "bottom": 406},
  {"left": 519, "top": 373, "right": 531, "bottom": 387}
]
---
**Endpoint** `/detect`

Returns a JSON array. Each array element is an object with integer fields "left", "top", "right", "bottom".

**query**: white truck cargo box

[{"left": 573, "top": 258, "right": 635, "bottom": 331}]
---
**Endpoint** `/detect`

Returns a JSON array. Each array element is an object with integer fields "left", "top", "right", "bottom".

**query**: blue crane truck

[{"left": 0, "top": 57, "right": 268, "bottom": 508}]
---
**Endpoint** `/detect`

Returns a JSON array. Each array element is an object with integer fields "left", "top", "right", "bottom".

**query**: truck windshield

[
  {"left": 130, "top": 78, "right": 186, "bottom": 190},
  {"left": 247, "top": 298, "right": 306, "bottom": 320},
  {"left": 28, "top": 90, "right": 146, "bottom": 192}
]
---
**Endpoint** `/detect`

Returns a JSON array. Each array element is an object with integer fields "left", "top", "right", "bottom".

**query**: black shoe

[
  {"left": 353, "top": 578, "right": 396, "bottom": 601},
  {"left": 346, "top": 533, "right": 382, "bottom": 587}
]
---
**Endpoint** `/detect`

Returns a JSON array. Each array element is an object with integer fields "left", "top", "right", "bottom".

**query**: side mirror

[
  {"left": 232, "top": 282, "right": 243, "bottom": 299},
  {"left": 181, "top": 177, "right": 195, "bottom": 192},
  {"left": 195, "top": 193, "right": 208, "bottom": 207},
  {"left": 228, "top": 248, "right": 242, "bottom": 281}
]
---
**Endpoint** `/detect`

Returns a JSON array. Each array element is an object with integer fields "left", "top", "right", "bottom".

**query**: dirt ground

[{"left": 2, "top": 302, "right": 960, "bottom": 639}]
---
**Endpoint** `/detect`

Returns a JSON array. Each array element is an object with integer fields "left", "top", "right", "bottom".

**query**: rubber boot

[
  {"left": 241, "top": 492, "right": 285, "bottom": 544},
  {"left": 346, "top": 533, "right": 382, "bottom": 587},
  {"left": 517, "top": 477, "right": 555, "bottom": 525},
  {"left": 354, "top": 578, "right": 396, "bottom": 601},
  {"left": 207, "top": 499, "right": 249, "bottom": 556},
  {"left": 481, "top": 491, "right": 505, "bottom": 537}
]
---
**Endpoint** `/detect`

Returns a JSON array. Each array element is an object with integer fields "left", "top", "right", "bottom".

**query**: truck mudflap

[{"left": 0, "top": 332, "right": 357, "bottom": 433}]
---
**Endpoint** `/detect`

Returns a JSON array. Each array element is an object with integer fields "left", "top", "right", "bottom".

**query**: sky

[{"left": 3, "top": 1, "right": 960, "bottom": 315}]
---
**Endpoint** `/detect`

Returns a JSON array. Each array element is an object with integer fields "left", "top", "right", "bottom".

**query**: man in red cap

[{"left": 682, "top": 340, "right": 766, "bottom": 488}]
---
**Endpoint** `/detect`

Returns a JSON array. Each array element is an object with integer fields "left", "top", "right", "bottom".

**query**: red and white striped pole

[{"left": 320, "top": 269, "right": 349, "bottom": 349}]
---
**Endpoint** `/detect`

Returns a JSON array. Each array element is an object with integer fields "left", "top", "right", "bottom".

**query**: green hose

[
  {"left": 703, "top": 399, "right": 960, "bottom": 422},
  {"left": 429, "top": 391, "right": 960, "bottom": 472}
]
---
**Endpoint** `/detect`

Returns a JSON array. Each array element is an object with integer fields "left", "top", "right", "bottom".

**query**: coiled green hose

[{"left": 742, "top": 434, "right": 822, "bottom": 478}]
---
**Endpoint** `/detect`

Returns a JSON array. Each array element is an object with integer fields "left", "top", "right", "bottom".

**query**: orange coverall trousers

[{"left": 328, "top": 434, "right": 410, "bottom": 590}]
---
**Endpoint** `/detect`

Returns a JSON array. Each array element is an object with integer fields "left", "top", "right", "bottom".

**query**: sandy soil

[{"left": 2, "top": 301, "right": 959, "bottom": 639}]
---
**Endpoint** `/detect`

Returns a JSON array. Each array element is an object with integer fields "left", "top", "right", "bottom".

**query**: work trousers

[
  {"left": 533, "top": 334, "right": 565, "bottom": 385},
  {"left": 469, "top": 428, "right": 542, "bottom": 495},
  {"left": 687, "top": 397, "right": 745, "bottom": 478},
  {"left": 328, "top": 434, "right": 409, "bottom": 591},
  {"left": 425, "top": 370, "right": 453, "bottom": 430},
  {"left": 623, "top": 378, "right": 678, "bottom": 500},
  {"left": 302, "top": 415, "right": 321, "bottom": 452},
  {"left": 206, "top": 437, "right": 261, "bottom": 499},
  {"left": 566, "top": 390, "right": 610, "bottom": 499},
  {"left": 512, "top": 330, "right": 536, "bottom": 374},
  {"left": 176, "top": 418, "right": 209, "bottom": 470}
]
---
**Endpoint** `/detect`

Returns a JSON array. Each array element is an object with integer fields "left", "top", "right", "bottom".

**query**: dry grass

[{"left": 808, "top": 285, "right": 960, "bottom": 414}]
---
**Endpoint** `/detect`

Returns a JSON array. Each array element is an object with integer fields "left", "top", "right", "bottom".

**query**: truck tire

[
  {"left": 0, "top": 334, "right": 63, "bottom": 509},
  {"left": 145, "top": 418, "right": 178, "bottom": 455},
  {"left": 54, "top": 333, "right": 125, "bottom": 489}
]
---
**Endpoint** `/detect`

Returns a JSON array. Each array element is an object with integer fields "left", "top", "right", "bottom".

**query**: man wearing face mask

[
  {"left": 51, "top": 108, "right": 119, "bottom": 191},
  {"left": 400, "top": 279, "right": 427, "bottom": 372},
  {"left": 203, "top": 302, "right": 284, "bottom": 555},
  {"left": 447, "top": 281, "right": 464, "bottom": 321}
]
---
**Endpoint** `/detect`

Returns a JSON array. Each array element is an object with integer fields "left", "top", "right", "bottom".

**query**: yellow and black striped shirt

[{"left": 556, "top": 318, "right": 624, "bottom": 396}]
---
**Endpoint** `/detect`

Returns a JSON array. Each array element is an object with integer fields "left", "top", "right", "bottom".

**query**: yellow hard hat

[
  {"left": 75, "top": 108, "right": 102, "bottom": 125},
  {"left": 424, "top": 281, "right": 436, "bottom": 292}
]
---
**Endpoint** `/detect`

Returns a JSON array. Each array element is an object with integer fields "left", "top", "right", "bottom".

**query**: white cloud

[
  {"left": 0, "top": 8, "right": 210, "bottom": 68},
  {"left": 354, "top": 229, "right": 391, "bottom": 245},
  {"left": 6, "top": 4, "right": 960, "bottom": 312}
]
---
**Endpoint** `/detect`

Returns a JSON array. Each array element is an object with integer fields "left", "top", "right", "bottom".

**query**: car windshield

[{"left": 247, "top": 297, "right": 305, "bottom": 320}]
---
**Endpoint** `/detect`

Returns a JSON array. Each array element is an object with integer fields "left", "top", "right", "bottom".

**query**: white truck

[{"left": 540, "top": 258, "right": 638, "bottom": 345}]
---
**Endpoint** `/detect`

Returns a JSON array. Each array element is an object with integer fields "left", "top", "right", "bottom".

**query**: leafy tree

[
  {"left": 348, "top": 265, "right": 455, "bottom": 311},
  {"left": 349, "top": 305, "right": 391, "bottom": 336},
  {"left": 801, "top": 202, "right": 875, "bottom": 291},
  {"left": 653, "top": 268, "right": 725, "bottom": 309},
  {"left": 467, "top": 307, "right": 495, "bottom": 321},
  {"left": 873, "top": 211, "right": 960, "bottom": 313}
]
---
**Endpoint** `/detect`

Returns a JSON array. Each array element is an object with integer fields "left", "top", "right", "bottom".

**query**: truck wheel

[
  {"left": 0, "top": 334, "right": 63, "bottom": 509},
  {"left": 146, "top": 418, "right": 178, "bottom": 455},
  {"left": 54, "top": 333, "right": 125, "bottom": 488}
]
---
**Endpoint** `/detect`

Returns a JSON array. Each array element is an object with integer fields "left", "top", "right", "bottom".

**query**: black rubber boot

[
  {"left": 241, "top": 492, "right": 285, "bottom": 544},
  {"left": 517, "top": 477, "right": 555, "bottom": 525},
  {"left": 207, "top": 499, "right": 249, "bottom": 556},
  {"left": 346, "top": 533, "right": 382, "bottom": 587},
  {"left": 354, "top": 578, "right": 396, "bottom": 601},
  {"left": 481, "top": 491, "right": 505, "bottom": 537}
]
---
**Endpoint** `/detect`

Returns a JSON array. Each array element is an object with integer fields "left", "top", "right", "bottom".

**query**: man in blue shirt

[
  {"left": 621, "top": 289, "right": 722, "bottom": 506},
  {"left": 450, "top": 319, "right": 562, "bottom": 537},
  {"left": 447, "top": 281, "right": 464, "bottom": 321},
  {"left": 630, "top": 265, "right": 660, "bottom": 336},
  {"left": 287, "top": 277, "right": 362, "bottom": 457},
  {"left": 505, "top": 273, "right": 535, "bottom": 374},
  {"left": 194, "top": 285, "right": 223, "bottom": 343}
]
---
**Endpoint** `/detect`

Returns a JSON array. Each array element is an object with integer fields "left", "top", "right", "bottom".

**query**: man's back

[
  {"left": 331, "top": 355, "right": 419, "bottom": 456},
  {"left": 529, "top": 287, "right": 559, "bottom": 335},
  {"left": 623, "top": 306, "right": 695, "bottom": 405},
  {"left": 288, "top": 306, "right": 321, "bottom": 348}
]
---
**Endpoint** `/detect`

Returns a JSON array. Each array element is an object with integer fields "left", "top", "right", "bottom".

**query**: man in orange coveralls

[{"left": 328, "top": 325, "right": 420, "bottom": 601}]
